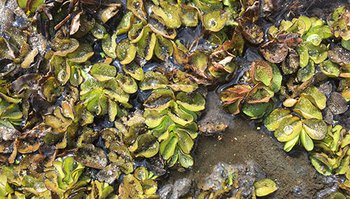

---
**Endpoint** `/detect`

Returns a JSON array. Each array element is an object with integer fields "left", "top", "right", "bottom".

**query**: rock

[
  {"left": 327, "top": 92, "right": 348, "bottom": 115},
  {"left": 0, "top": 125, "right": 20, "bottom": 141},
  {"left": 159, "top": 184, "right": 173, "bottom": 199},
  {"left": 323, "top": 108, "right": 334, "bottom": 125},
  {"left": 171, "top": 178, "right": 192, "bottom": 199},
  {"left": 198, "top": 93, "right": 231, "bottom": 135},
  {"left": 146, "top": 158, "right": 167, "bottom": 176},
  {"left": 159, "top": 178, "right": 192, "bottom": 199},
  {"left": 316, "top": 176, "right": 341, "bottom": 199},
  {"left": 199, "top": 122, "right": 228, "bottom": 135},
  {"left": 318, "top": 82, "right": 333, "bottom": 97},
  {"left": 339, "top": 109, "right": 350, "bottom": 129},
  {"left": 74, "top": 144, "right": 108, "bottom": 169},
  {"left": 96, "top": 163, "right": 120, "bottom": 184},
  {"left": 328, "top": 46, "right": 350, "bottom": 66},
  {"left": 199, "top": 162, "right": 265, "bottom": 198},
  {"left": 200, "top": 162, "right": 235, "bottom": 191}
]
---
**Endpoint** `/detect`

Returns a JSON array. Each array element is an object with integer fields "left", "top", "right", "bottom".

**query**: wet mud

[{"left": 163, "top": 92, "right": 339, "bottom": 198}]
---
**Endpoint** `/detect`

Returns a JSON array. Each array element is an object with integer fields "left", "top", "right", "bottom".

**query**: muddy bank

[{"left": 162, "top": 92, "right": 337, "bottom": 198}]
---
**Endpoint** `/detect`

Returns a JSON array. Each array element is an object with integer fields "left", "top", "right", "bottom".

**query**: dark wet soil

[{"left": 164, "top": 92, "right": 336, "bottom": 198}]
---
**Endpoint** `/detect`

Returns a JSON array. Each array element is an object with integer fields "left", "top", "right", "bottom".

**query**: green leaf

[
  {"left": 301, "top": 86, "right": 327, "bottom": 110},
  {"left": 126, "top": 0, "right": 146, "bottom": 20},
  {"left": 306, "top": 34, "right": 322, "bottom": 46},
  {"left": 135, "top": 26, "right": 157, "bottom": 60},
  {"left": 167, "top": 149, "right": 179, "bottom": 167},
  {"left": 118, "top": 175, "right": 143, "bottom": 199},
  {"left": 117, "top": 41, "right": 137, "bottom": 65},
  {"left": 320, "top": 60, "right": 341, "bottom": 77},
  {"left": 302, "top": 119, "right": 327, "bottom": 140},
  {"left": 91, "top": 23, "right": 107, "bottom": 39},
  {"left": 246, "top": 86, "right": 274, "bottom": 104},
  {"left": 154, "top": 35, "right": 173, "bottom": 61},
  {"left": 140, "top": 71, "right": 169, "bottom": 90},
  {"left": 29, "top": 0, "right": 44, "bottom": 12},
  {"left": 252, "top": 60, "right": 273, "bottom": 86},
  {"left": 80, "top": 78, "right": 129, "bottom": 116},
  {"left": 50, "top": 56, "right": 71, "bottom": 85},
  {"left": 297, "top": 60, "right": 315, "bottom": 82},
  {"left": 168, "top": 103, "right": 194, "bottom": 126},
  {"left": 102, "top": 33, "right": 117, "bottom": 58},
  {"left": 175, "top": 128, "right": 194, "bottom": 154},
  {"left": 308, "top": 44, "right": 328, "bottom": 64},
  {"left": 297, "top": 44, "right": 309, "bottom": 68},
  {"left": 181, "top": 5, "right": 199, "bottom": 27},
  {"left": 53, "top": 38, "right": 79, "bottom": 57},
  {"left": 310, "top": 154, "right": 333, "bottom": 176},
  {"left": 294, "top": 96, "right": 322, "bottom": 120},
  {"left": 178, "top": 150, "right": 194, "bottom": 168},
  {"left": 116, "top": 74, "right": 138, "bottom": 94},
  {"left": 144, "top": 110, "right": 168, "bottom": 128},
  {"left": 123, "top": 62, "right": 144, "bottom": 81},
  {"left": 128, "top": 21, "right": 145, "bottom": 42},
  {"left": 325, "top": 192, "right": 346, "bottom": 199},
  {"left": 264, "top": 108, "right": 292, "bottom": 131},
  {"left": 18, "top": 0, "right": 44, "bottom": 13},
  {"left": 17, "top": 0, "right": 26, "bottom": 9},
  {"left": 300, "top": 129, "right": 314, "bottom": 151},
  {"left": 176, "top": 92, "right": 205, "bottom": 112},
  {"left": 275, "top": 118, "right": 302, "bottom": 142},
  {"left": 92, "top": 180, "right": 114, "bottom": 199},
  {"left": 242, "top": 102, "right": 272, "bottom": 119},
  {"left": 150, "top": 116, "right": 174, "bottom": 138},
  {"left": 130, "top": 133, "right": 160, "bottom": 158},
  {"left": 270, "top": 64, "right": 282, "bottom": 92},
  {"left": 341, "top": 39, "right": 350, "bottom": 51},
  {"left": 0, "top": 175, "right": 14, "bottom": 197},
  {"left": 203, "top": 10, "right": 227, "bottom": 32},
  {"left": 304, "top": 23, "right": 332, "bottom": 40},
  {"left": 144, "top": 89, "right": 175, "bottom": 111},
  {"left": 116, "top": 12, "right": 134, "bottom": 35},
  {"left": 284, "top": 134, "right": 300, "bottom": 152},
  {"left": 336, "top": 156, "right": 350, "bottom": 175},
  {"left": 160, "top": 134, "right": 178, "bottom": 160},
  {"left": 108, "top": 99, "right": 118, "bottom": 122},
  {"left": 151, "top": 1, "right": 182, "bottom": 29},
  {"left": 67, "top": 43, "right": 94, "bottom": 63},
  {"left": 90, "top": 63, "right": 117, "bottom": 82},
  {"left": 298, "top": 16, "right": 312, "bottom": 34},
  {"left": 254, "top": 178, "right": 278, "bottom": 197}
]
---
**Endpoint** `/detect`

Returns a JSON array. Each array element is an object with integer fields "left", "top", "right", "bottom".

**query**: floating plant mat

[{"left": 0, "top": 0, "right": 350, "bottom": 198}]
